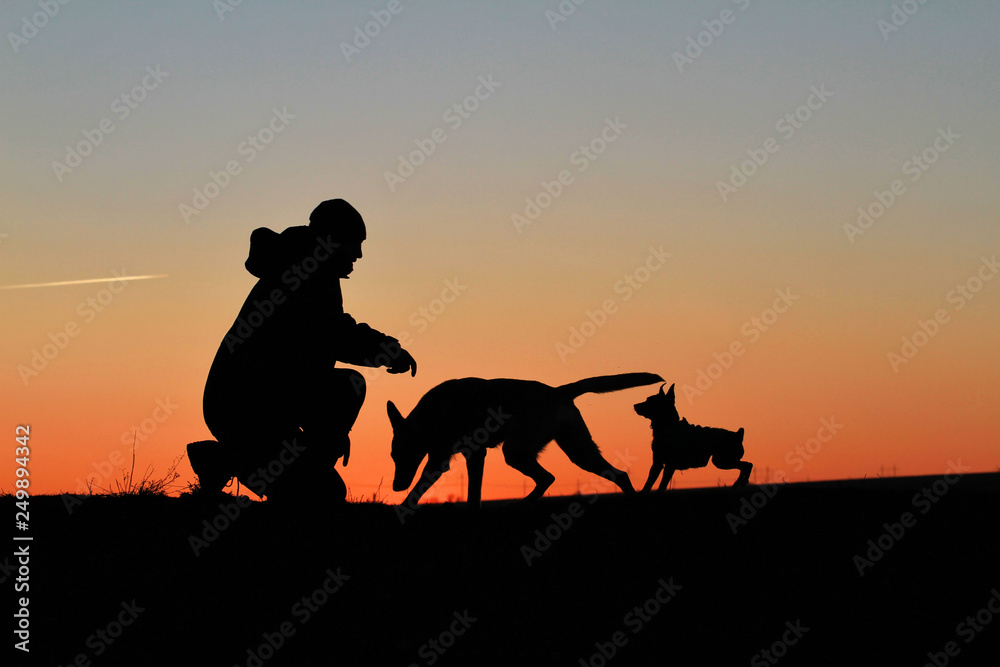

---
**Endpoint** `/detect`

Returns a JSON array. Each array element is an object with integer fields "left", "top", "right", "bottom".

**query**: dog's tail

[{"left": 557, "top": 372, "right": 664, "bottom": 400}]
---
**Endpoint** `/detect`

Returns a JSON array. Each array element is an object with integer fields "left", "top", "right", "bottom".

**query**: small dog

[
  {"left": 634, "top": 383, "right": 752, "bottom": 490},
  {"left": 388, "top": 372, "right": 663, "bottom": 506}
]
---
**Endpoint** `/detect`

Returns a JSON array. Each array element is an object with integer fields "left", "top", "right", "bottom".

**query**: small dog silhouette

[
  {"left": 388, "top": 372, "right": 663, "bottom": 507},
  {"left": 634, "top": 383, "right": 752, "bottom": 490}
]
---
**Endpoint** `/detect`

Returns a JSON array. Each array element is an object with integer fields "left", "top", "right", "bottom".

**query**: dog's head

[
  {"left": 387, "top": 401, "right": 426, "bottom": 492},
  {"left": 634, "top": 383, "right": 679, "bottom": 424}
]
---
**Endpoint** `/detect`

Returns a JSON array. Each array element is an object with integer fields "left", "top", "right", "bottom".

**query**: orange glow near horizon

[{"left": 6, "top": 246, "right": 998, "bottom": 504}]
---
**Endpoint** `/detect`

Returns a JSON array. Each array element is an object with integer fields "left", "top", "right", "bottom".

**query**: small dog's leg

[
  {"left": 734, "top": 461, "right": 753, "bottom": 487},
  {"left": 713, "top": 455, "right": 753, "bottom": 487},
  {"left": 657, "top": 468, "right": 675, "bottom": 491},
  {"left": 642, "top": 462, "right": 662, "bottom": 493}
]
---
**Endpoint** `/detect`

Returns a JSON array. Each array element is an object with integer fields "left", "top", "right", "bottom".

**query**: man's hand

[{"left": 387, "top": 348, "right": 417, "bottom": 376}]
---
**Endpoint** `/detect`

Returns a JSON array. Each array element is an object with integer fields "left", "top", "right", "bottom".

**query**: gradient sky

[{"left": 3, "top": 1, "right": 998, "bottom": 502}]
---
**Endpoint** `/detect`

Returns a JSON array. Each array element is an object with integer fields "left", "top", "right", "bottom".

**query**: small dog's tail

[{"left": 557, "top": 372, "right": 664, "bottom": 400}]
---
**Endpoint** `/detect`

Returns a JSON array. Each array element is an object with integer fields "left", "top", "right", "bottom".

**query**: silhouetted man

[{"left": 192, "top": 199, "right": 417, "bottom": 502}]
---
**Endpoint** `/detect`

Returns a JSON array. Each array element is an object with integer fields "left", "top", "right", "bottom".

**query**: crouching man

[{"left": 190, "top": 199, "right": 417, "bottom": 503}]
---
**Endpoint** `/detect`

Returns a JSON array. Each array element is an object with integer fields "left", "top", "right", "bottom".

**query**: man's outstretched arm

[{"left": 331, "top": 314, "right": 417, "bottom": 376}]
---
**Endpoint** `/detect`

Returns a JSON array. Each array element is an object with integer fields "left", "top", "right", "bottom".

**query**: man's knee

[{"left": 339, "top": 369, "right": 366, "bottom": 404}]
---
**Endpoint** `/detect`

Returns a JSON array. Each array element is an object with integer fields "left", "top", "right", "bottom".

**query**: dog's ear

[
  {"left": 658, "top": 383, "right": 666, "bottom": 396},
  {"left": 666, "top": 383, "right": 675, "bottom": 401},
  {"left": 386, "top": 401, "right": 406, "bottom": 431}
]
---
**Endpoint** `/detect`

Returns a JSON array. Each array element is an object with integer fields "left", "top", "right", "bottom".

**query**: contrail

[{"left": 0, "top": 274, "right": 168, "bottom": 290}]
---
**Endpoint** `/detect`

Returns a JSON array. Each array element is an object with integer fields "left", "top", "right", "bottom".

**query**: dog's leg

[
  {"left": 463, "top": 449, "right": 486, "bottom": 507},
  {"left": 656, "top": 468, "right": 675, "bottom": 491},
  {"left": 734, "top": 461, "right": 753, "bottom": 487},
  {"left": 712, "top": 456, "right": 753, "bottom": 487},
  {"left": 502, "top": 437, "right": 556, "bottom": 501},
  {"left": 641, "top": 462, "right": 662, "bottom": 493},
  {"left": 403, "top": 456, "right": 449, "bottom": 507},
  {"left": 554, "top": 408, "right": 635, "bottom": 495}
]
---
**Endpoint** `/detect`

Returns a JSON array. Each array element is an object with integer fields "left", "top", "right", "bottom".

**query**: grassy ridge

[{"left": 7, "top": 473, "right": 1000, "bottom": 666}]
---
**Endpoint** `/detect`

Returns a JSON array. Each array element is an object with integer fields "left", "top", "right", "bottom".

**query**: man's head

[{"left": 309, "top": 199, "right": 366, "bottom": 278}]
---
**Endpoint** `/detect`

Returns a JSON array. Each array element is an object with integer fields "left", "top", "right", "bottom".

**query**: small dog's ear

[
  {"left": 658, "top": 383, "right": 666, "bottom": 396},
  {"left": 386, "top": 401, "right": 406, "bottom": 431},
  {"left": 666, "top": 383, "right": 675, "bottom": 400}
]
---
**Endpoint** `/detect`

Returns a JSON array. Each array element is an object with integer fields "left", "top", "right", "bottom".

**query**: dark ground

[{"left": 6, "top": 473, "right": 999, "bottom": 666}]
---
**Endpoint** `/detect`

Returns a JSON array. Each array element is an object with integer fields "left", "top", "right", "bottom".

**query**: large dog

[
  {"left": 388, "top": 372, "right": 662, "bottom": 507},
  {"left": 634, "top": 383, "right": 752, "bottom": 490}
]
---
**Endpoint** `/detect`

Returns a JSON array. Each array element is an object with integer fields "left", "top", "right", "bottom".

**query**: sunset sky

[{"left": 3, "top": 1, "right": 998, "bottom": 503}]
